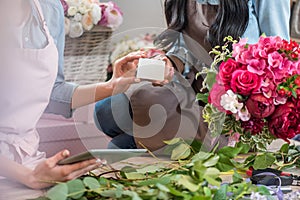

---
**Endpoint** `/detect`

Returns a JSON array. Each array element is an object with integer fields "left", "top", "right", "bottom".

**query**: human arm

[
  {"left": 0, "top": 150, "right": 101, "bottom": 189},
  {"left": 71, "top": 53, "right": 142, "bottom": 109}
]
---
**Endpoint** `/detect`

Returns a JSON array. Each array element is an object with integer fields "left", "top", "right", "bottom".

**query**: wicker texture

[{"left": 64, "top": 27, "right": 113, "bottom": 85}]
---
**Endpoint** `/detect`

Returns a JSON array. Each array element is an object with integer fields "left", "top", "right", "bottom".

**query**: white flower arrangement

[{"left": 60, "top": 0, "right": 123, "bottom": 38}]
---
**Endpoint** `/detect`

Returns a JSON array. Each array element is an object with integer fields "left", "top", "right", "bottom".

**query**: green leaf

[
  {"left": 100, "top": 190, "right": 117, "bottom": 198},
  {"left": 232, "top": 171, "right": 243, "bottom": 184},
  {"left": 218, "top": 146, "right": 242, "bottom": 159},
  {"left": 46, "top": 183, "right": 68, "bottom": 200},
  {"left": 203, "top": 168, "right": 221, "bottom": 186},
  {"left": 203, "top": 187, "right": 212, "bottom": 197},
  {"left": 156, "top": 183, "right": 170, "bottom": 192},
  {"left": 280, "top": 143, "right": 289, "bottom": 154},
  {"left": 216, "top": 154, "right": 235, "bottom": 172},
  {"left": 243, "top": 154, "right": 256, "bottom": 167},
  {"left": 177, "top": 175, "right": 200, "bottom": 192},
  {"left": 67, "top": 179, "right": 85, "bottom": 199},
  {"left": 167, "top": 186, "right": 186, "bottom": 197},
  {"left": 253, "top": 153, "right": 276, "bottom": 170},
  {"left": 206, "top": 72, "right": 217, "bottom": 90},
  {"left": 213, "top": 184, "right": 228, "bottom": 200},
  {"left": 164, "top": 138, "right": 181, "bottom": 145},
  {"left": 258, "top": 185, "right": 271, "bottom": 196},
  {"left": 196, "top": 93, "right": 209, "bottom": 104},
  {"left": 236, "top": 142, "right": 251, "bottom": 154},
  {"left": 203, "top": 155, "right": 219, "bottom": 167},
  {"left": 122, "top": 190, "right": 142, "bottom": 200},
  {"left": 192, "top": 152, "right": 213, "bottom": 162},
  {"left": 138, "top": 176, "right": 171, "bottom": 186},
  {"left": 171, "top": 143, "right": 191, "bottom": 160},
  {"left": 125, "top": 172, "right": 146, "bottom": 180},
  {"left": 136, "top": 164, "right": 165, "bottom": 174},
  {"left": 83, "top": 177, "right": 100, "bottom": 190}
]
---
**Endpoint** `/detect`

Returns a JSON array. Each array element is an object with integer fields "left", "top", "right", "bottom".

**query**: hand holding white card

[{"left": 136, "top": 58, "right": 165, "bottom": 81}]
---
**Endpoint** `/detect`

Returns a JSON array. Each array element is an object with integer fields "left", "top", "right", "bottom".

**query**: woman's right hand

[{"left": 27, "top": 150, "right": 103, "bottom": 189}]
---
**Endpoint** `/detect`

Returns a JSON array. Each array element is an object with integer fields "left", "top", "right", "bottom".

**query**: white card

[{"left": 136, "top": 58, "right": 165, "bottom": 81}]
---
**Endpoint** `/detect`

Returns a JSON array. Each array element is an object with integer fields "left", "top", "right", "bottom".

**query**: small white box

[{"left": 136, "top": 58, "right": 165, "bottom": 81}]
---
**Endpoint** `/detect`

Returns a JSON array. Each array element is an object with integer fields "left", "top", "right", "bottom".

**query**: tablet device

[
  {"left": 136, "top": 58, "right": 165, "bottom": 81},
  {"left": 58, "top": 149, "right": 148, "bottom": 165}
]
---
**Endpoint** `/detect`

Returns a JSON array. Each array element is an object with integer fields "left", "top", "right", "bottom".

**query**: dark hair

[
  {"left": 155, "top": 0, "right": 249, "bottom": 49},
  {"left": 209, "top": 0, "right": 249, "bottom": 48},
  {"left": 154, "top": 0, "right": 188, "bottom": 50}
]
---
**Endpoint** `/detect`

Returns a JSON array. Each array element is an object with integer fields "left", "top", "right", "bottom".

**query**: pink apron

[{"left": 0, "top": 0, "right": 58, "bottom": 169}]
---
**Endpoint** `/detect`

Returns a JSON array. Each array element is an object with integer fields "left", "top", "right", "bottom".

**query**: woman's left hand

[{"left": 108, "top": 52, "right": 144, "bottom": 94}]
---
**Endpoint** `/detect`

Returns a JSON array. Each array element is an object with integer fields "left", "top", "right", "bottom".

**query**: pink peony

[
  {"left": 246, "top": 94, "right": 275, "bottom": 118},
  {"left": 247, "top": 58, "right": 266, "bottom": 76},
  {"left": 230, "top": 70, "right": 261, "bottom": 96},
  {"left": 256, "top": 36, "right": 283, "bottom": 58},
  {"left": 269, "top": 100, "right": 300, "bottom": 141}
]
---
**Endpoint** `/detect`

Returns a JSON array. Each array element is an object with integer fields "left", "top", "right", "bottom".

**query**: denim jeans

[{"left": 94, "top": 93, "right": 137, "bottom": 149}]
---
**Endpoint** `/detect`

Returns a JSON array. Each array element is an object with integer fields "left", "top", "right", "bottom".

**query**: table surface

[{"left": 1, "top": 140, "right": 300, "bottom": 200}]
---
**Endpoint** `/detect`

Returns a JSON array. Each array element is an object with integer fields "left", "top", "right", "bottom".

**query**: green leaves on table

[{"left": 35, "top": 140, "right": 300, "bottom": 200}]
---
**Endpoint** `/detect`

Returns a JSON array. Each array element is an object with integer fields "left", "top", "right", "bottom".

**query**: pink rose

[
  {"left": 230, "top": 70, "right": 261, "bottom": 96},
  {"left": 99, "top": 2, "right": 123, "bottom": 29},
  {"left": 246, "top": 94, "right": 275, "bottom": 118},
  {"left": 208, "top": 83, "right": 227, "bottom": 112},
  {"left": 269, "top": 101, "right": 300, "bottom": 141},
  {"left": 218, "top": 59, "right": 239, "bottom": 86}
]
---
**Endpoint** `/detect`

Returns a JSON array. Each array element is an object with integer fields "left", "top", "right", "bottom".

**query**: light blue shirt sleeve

[{"left": 40, "top": 0, "right": 78, "bottom": 118}]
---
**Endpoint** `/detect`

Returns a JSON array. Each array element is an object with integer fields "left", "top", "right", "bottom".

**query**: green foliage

[
  {"left": 34, "top": 141, "right": 299, "bottom": 200},
  {"left": 202, "top": 104, "right": 227, "bottom": 137}
]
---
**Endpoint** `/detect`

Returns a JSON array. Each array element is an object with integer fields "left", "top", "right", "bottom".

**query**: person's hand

[
  {"left": 109, "top": 51, "right": 144, "bottom": 94},
  {"left": 151, "top": 55, "right": 175, "bottom": 86},
  {"left": 27, "top": 150, "right": 104, "bottom": 189}
]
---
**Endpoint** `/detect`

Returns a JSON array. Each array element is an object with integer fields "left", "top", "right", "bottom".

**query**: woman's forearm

[
  {"left": 71, "top": 82, "right": 114, "bottom": 109},
  {"left": 0, "top": 155, "right": 33, "bottom": 188}
]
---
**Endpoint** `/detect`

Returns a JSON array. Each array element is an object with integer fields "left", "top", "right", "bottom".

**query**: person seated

[{"left": 94, "top": 0, "right": 290, "bottom": 151}]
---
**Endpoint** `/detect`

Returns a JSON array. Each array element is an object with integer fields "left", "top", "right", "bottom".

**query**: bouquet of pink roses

[{"left": 200, "top": 36, "right": 300, "bottom": 150}]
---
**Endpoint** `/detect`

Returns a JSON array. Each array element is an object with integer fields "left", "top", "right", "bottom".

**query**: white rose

[
  {"left": 91, "top": 4, "right": 102, "bottom": 25},
  {"left": 220, "top": 90, "right": 243, "bottom": 114},
  {"left": 64, "top": 17, "right": 71, "bottom": 35},
  {"left": 69, "top": 21, "right": 84, "bottom": 38},
  {"left": 78, "top": 3, "right": 89, "bottom": 14},
  {"left": 74, "top": 13, "right": 83, "bottom": 22},
  {"left": 68, "top": 6, "right": 78, "bottom": 16},
  {"left": 81, "top": 13, "right": 94, "bottom": 31}
]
